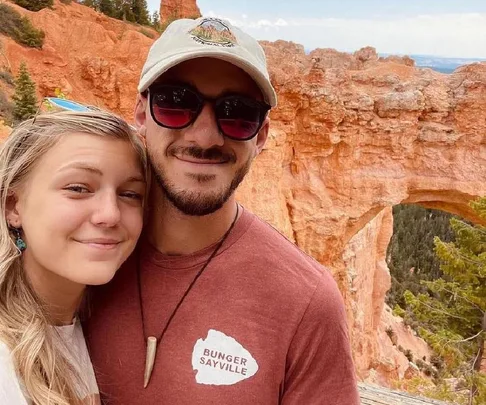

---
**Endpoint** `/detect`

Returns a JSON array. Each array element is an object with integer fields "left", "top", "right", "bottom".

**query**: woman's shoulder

[
  {"left": 0, "top": 339, "right": 9, "bottom": 355},
  {"left": 0, "top": 340, "right": 29, "bottom": 404},
  {"left": 0, "top": 339, "right": 15, "bottom": 375}
]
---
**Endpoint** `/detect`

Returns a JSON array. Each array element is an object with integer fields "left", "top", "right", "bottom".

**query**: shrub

[
  {"left": 385, "top": 326, "right": 398, "bottom": 345},
  {"left": 415, "top": 359, "right": 426, "bottom": 370},
  {"left": 0, "top": 5, "right": 22, "bottom": 36},
  {"left": 139, "top": 28, "right": 155, "bottom": 39},
  {"left": 430, "top": 354, "right": 445, "bottom": 371},
  {"left": 0, "top": 70, "right": 14, "bottom": 86},
  {"left": 404, "top": 349, "right": 414, "bottom": 362},
  {"left": 392, "top": 304, "right": 406, "bottom": 317},
  {"left": 0, "top": 90, "right": 14, "bottom": 125},
  {"left": 402, "top": 315, "right": 420, "bottom": 330},
  {"left": 0, "top": 5, "right": 45, "bottom": 49},
  {"left": 13, "top": 0, "right": 53, "bottom": 12},
  {"left": 17, "top": 17, "right": 45, "bottom": 49},
  {"left": 423, "top": 364, "right": 438, "bottom": 378}
]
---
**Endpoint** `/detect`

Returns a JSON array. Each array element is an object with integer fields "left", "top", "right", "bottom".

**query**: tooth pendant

[{"left": 143, "top": 336, "right": 157, "bottom": 388}]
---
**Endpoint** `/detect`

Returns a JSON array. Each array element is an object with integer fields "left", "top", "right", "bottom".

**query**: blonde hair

[{"left": 0, "top": 110, "right": 147, "bottom": 404}]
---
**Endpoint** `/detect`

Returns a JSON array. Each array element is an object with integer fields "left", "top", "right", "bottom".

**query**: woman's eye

[
  {"left": 120, "top": 191, "right": 143, "bottom": 200},
  {"left": 65, "top": 185, "right": 90, "bottom": 193}
]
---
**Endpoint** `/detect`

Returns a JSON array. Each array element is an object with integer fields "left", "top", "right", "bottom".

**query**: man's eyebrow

[
  {"left": 155, "top": 79, "right": 197, "bottom": 89},
  {"left": 156, "top": 80, "right": 258, "bottom": 99}
]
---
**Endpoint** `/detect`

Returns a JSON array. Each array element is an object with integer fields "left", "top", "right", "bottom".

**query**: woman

[{"left": 0, "top": 110, "right": 147, "bottom": 404}]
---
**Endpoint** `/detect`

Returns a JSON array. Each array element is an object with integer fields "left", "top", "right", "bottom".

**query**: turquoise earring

[{"left": 11, "top": 227, "right": 26, "bottom": 252}]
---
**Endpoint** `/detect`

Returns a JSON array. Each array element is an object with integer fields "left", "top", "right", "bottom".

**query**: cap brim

[{"left": 138, "top": 48, "right": 277, "bottom": 107}]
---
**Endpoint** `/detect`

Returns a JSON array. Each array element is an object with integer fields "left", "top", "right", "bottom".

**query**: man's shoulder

[
  {"left": 243, "top": 211, "right": 329, "bottom": 277},
  {"left": 238, "top": 210, "right": 339, "bottom": 303}
]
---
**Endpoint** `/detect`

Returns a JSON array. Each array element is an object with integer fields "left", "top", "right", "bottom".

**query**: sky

[{"left": 147, "top": 0, "right": 486, "bottom": 58}]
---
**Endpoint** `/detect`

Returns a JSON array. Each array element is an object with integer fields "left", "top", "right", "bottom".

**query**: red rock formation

[
  {"left": 238, "top": 40, "right": 486, "bottom": 382},
  {"left": 0, "top": 121, "right": 10, "bottom": 139},
  {"left": 1, "top": 0, "right": 157, "bottom": 118},
  {"left": 160, "top": 0, "right": 201, "bottom": 24},
  {"left": 2, "top": 0, "right": 486, "bottom": 385}
]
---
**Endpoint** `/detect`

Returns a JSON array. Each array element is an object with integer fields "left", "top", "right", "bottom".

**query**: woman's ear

[{"left": 5, "top": 191, "right": 22, "bottom": 228}]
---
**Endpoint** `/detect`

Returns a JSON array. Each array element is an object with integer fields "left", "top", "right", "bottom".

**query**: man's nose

[{"left": 183, "top": 103, "right": 225, "bottom": 148}]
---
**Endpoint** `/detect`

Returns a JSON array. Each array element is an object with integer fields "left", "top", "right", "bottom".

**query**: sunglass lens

[
  {"left": 216, "top": 97, "right": 264, "bottom": 140},
  {"left": 151, "top": 86, "right": 200, "bottom": 128}
]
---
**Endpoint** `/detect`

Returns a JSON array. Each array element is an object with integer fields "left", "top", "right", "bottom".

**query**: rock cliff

[
  {"left": 1, "top": 0, "right": 485, "bottom": 383},
  {"left": 239, "top": 40, "right": 486, "bottom": 381},
  {"left": 0, "top": 0, "right": 156, "bottom": 118},
  {"left": 0, "top": 120, "right": 10, "bottom": 139},
  {"left": 160, "top": 0, "right": 201, "bottom": 24}
]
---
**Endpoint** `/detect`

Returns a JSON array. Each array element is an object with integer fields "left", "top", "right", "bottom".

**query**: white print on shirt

[{"left": 191, "top": 329, "right": 259, "bottom": 385}]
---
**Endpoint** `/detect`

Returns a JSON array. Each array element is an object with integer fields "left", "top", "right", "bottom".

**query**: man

[{"left": 85, "top": 17, "right": 360, "bottom": 405}]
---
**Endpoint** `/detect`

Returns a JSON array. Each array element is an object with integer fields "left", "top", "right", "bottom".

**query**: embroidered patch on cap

[
  {"left": 192, "top": 329, "right": 259, "bottom": 385},
  {"left": 189, "top": 18, "right": 237, "bottom": 48}
]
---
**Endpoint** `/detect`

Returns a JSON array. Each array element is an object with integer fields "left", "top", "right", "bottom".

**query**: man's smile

[{"left": 174, "top": 155, "right": 230, "bottom": 165}]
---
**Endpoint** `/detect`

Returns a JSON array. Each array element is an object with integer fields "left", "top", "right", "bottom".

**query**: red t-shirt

[{"left": 84, "top": 208, "right": 359, "bottom": 404}]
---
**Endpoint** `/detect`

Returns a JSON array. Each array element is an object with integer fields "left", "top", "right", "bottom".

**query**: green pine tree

[
  {"left": 151, "top": 11, "right": 161, "bottom": 31},
  {"left": 131, "top": 0, "right": 150, "bottom": 25},
  {"left": 0, "top": 5, "right": 45, "bottom": 49},
  {"left": 12, "top": 62, "right": 38, "bottom": 122},
  {"left": 386, "top": 204, "right": 455, "bottom": 310},
  {"left": 99, "top": 0, "right": 115, "bottom": 17},
  {"left": 404, "top": 197, "right": 486, "bottom": 404},
  {"left": 82, "top": 0, "right": 150, "bottom": 25},
  {"left": 112, "top": 0, "right": 135, "bottom": 22},
  {"left": 82, "top": 0, "right": 98, "bottom": 9},
  {"left": 13, "top": 0, "right": 53, "bottom": 12}
]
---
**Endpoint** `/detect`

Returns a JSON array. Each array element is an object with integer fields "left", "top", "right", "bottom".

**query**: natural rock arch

[{"left": 237, "top": 43, "right": 486, "bottom": 381}]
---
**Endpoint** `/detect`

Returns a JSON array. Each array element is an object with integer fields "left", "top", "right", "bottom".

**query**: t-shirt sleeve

[
  {"left": 281, "top": 272, "right": 360, "bottom": 405},
  {"left": 0, "top": 343, "right": 29, "bottom": 405}
]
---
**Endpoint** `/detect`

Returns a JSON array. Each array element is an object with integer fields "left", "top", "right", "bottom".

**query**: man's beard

[{"left": 150, "top": 146, "right": 252, "bottom": 216}]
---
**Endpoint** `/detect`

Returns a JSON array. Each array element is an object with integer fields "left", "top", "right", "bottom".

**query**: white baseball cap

[{"left": 138, "top": 17, "right": 277, "bottom": 107}]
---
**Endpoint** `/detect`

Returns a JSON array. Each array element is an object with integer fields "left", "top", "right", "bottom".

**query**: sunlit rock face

[
  {"left": 160, "top": 0, "right": 201, "bottom": 24},
  {"left": 0, "top": 121, "right": 11, "bottom": 139},
  {"left": 2, "top": 1, "right": 158, "bottom": 118},
  {"left": 237, "top": 42, "right": 486, "bottom": 382},
  {"left": 2, "top": 0, "right": 485, "bottom": 384}
]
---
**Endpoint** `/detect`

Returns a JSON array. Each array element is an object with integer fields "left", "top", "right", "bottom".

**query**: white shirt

[{"left": 0, "top": 319, "right": 100, "bottom": 404}]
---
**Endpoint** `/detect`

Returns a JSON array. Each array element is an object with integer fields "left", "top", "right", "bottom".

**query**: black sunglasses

[{"left": 148, "top": 84, "right": 271, "bottom": 141}]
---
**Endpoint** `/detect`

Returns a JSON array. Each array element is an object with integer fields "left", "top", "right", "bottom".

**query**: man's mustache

[{"left": 169, "top": 146, "right": 236, "bottom": 163}]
